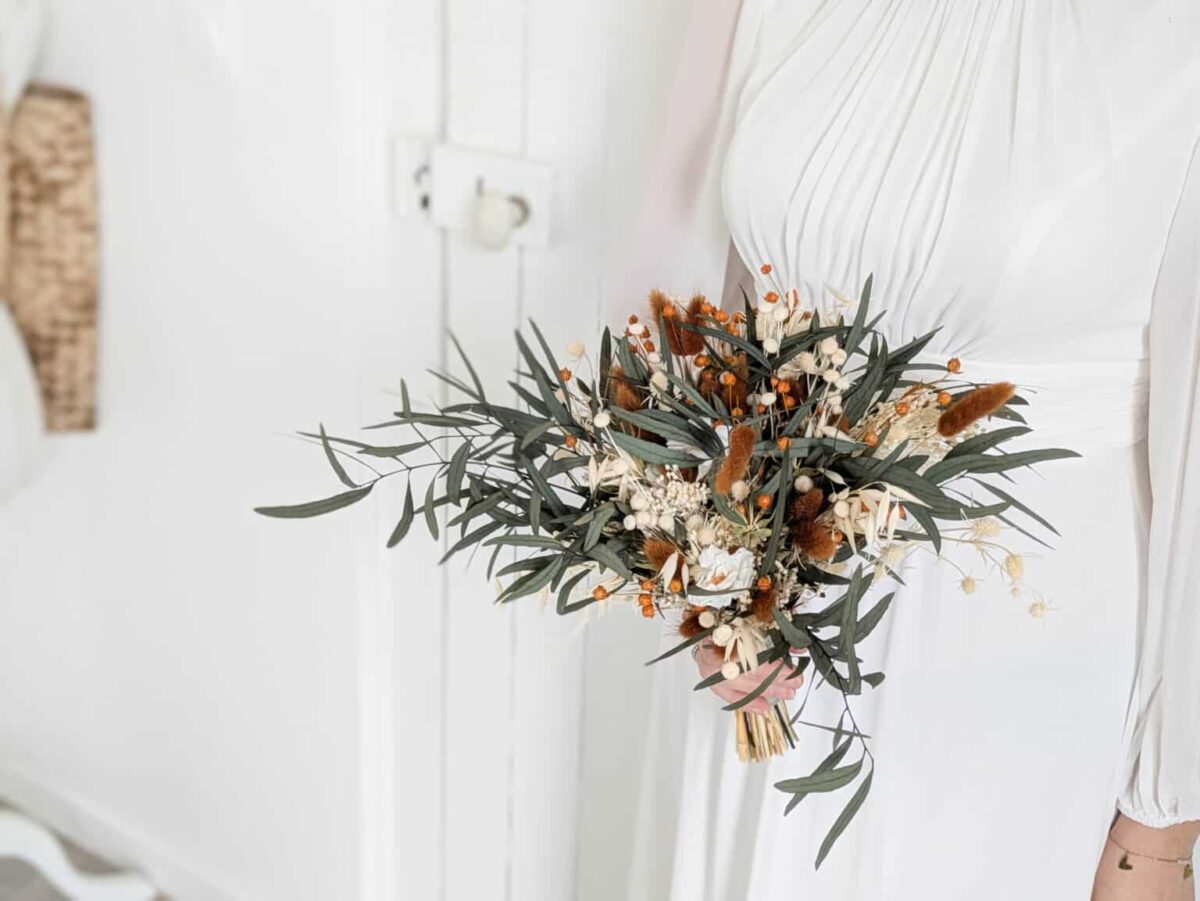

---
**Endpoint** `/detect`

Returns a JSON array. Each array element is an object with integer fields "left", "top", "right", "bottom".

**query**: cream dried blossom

[
  {"left": 959, "top": 575, "right": 977, "bottom": 595},
  {"left": 1003, "top": 553, "right": 1025, "bottom": 582}
]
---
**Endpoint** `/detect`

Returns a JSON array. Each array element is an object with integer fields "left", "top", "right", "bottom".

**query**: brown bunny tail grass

[
  {"left": 793, "top": 520, "right": 840, "bottom": 561},
  {"left": 678, "top": 610, "right": 705, "bottom": 638},
  {"left": 715, "top": 425, "right": 757, "bottom": 495},
  {"left": 643, "top": 538, "right": 680, "bottom": 574},
  {"left": 609, "top": 364, "right": 643, "bottom": 412},
  {"left": 649, "top": 290, "right": 705, "bottom": 357},
  {"left": 937, "top": 382, "right": 1016, "bottom": 437},
  {"left": 751, "top": 589, "right": 776, "bottom": 624},
  {"left": 789, "top": 487, "right": 825, "bottom": 524}
]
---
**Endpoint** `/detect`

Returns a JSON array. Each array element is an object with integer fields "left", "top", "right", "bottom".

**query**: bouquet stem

[{"left": 735, "top": 702, "right": 798, "bottom": 763}]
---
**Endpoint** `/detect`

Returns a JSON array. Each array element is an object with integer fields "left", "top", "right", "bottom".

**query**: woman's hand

[
  {"left": 694, "top": 642, "right": 806, "bottom": 715},
  {"left": 1091, "top": 814, "right": 1199, "bottom": 901}
]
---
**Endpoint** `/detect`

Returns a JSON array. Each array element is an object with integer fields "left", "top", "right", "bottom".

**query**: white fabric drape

[
  {"left": 616, "top": 0, "right": 1200, "bottom": 853},
  {"left": 1119, "top": 132, "right": 1200, "bottom": 826}
]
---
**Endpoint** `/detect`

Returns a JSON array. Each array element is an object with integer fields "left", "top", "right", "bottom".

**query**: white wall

[{"left": 0, "top": 1, "right": 690, "bottom": 899}]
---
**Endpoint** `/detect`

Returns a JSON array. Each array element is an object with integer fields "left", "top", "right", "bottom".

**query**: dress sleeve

[
  {"left": 602, "top": 0, "right": 761, "bottom": 322},
  {"left": 1117, "top": 133, "right": 1200, "bottom": 827}
]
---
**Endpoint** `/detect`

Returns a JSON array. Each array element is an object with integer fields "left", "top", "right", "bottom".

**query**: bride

[{"left": 614, "top": 2, "right": 1200, "bottom": 899}]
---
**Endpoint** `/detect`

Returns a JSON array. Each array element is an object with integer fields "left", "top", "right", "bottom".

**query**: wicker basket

[{"left": 4, "top": 84, "right": 99, "bottom": 432}]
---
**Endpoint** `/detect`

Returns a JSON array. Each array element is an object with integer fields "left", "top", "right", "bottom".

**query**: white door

[{"left": 376, "top": 2, "right": 692, "bottom": 899}]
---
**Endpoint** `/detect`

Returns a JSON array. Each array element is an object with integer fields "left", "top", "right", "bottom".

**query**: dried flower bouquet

[{"left": 257, "top": 273, "right": 1076, "bottom": 866}]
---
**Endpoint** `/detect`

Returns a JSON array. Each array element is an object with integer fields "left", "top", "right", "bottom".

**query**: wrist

[{"left": 1112, "top": 813, "right": 1200, "bottom": 860}]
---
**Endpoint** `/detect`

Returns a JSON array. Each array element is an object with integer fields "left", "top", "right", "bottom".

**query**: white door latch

[{"left": 393, "top": 138, "right": 553, "bottom": 252}]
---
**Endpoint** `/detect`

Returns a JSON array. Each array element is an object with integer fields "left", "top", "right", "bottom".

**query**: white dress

[{"left": 615, "top": 2, "right": 1200, "bottom": 898}]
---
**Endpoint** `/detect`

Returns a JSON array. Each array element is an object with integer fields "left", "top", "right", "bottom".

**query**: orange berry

[
  {"left": 756, "top": 494, "right": 773, "bottom": 510},
  {"left": 895, "top": 401, "right": 910, "bottom": 416},
  {"left": 669, "top": 579, "right": 684, "bottom": 594},
  {"left": 715, "top": 310, "right": 729, "bottom": 323},
  {"left": 764, "top": 291, "right": 780, "bottom": 303},
  {"left": 642, "top": 606, "right": 656, "bottom": 619},
  {"left": 701, "top": 302, "right": 715, "bottom": 315},
  {"left": 756, "top": 404, "right": 767, "bottom": 415},
  {"left": 776, "top": 437, "right": 791, "bottom": 450},
  {"left": 564, "top": 435, "right": 578, "bottom": 450},
  {"left": 694, "top": 354, "right": 710, "bottom": 367},
  {"left": 782, "top": 395, "right": 797, "bottom": 409},
  {"left": 639, "top": 579, "right": 654, "bottom": 591},
  {"left": 592, "top": 586, "right": 609, "bottom": 601},
  {"left": 760, "top": 263, "right": 773, "bottom": 275},
  {"left": 643, "top": 340, "right": 655, "bottom": 352},
  {"left": 864, "top": 431, "right": 879, "bottom": 448},
  {"left": 756, "top": 576, "right": 773, "bottom": 591},
  {"left": 628, "top": 314, "right": 639, "bottom": 325},
  {"left": 777, "top": 379, "right": 792, "bottom": 394},
  {"left": 937, "top": 391, "right": 953, "bottom": 406},
  {"left": 558, "top": 367, "right": 572, "bottom": 381},
  {"left": 719, "top": 371, "right": 737, "bottom": 386},
  {"left": 638, "top": 593, "right": 653, "bottom": 606},
  {"left": 947, "top": 357, "right": 962, "bottom": 374},
  {"left": 731, "top": 407, "right": 744, "bottom": 418},
  {"left": 726, "top": 323, "right": 739, "bottom": 336}
]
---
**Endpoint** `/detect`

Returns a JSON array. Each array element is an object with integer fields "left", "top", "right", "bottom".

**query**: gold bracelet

[{"left": 1107, "top": 833, "right": 1194, "bottom": 880}]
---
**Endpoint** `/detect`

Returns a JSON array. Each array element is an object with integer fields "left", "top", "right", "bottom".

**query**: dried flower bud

[{"left": 960, "top": 576, "right": 977, "bottom": 595}]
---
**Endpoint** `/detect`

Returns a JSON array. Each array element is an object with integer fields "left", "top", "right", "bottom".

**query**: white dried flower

[
  {"left": 798, "top": 351, "right": 818, "bottom": 374},
  {"left": 650, "top": 371, "right": 670, "bottom": 392},
  {"left": 630, "top": 494, "right": 648, "bottom": 511},
  {"left": 697, "top": 526, "right": 717, "bottom": 546},
  {"left": 1028, "top": 600, "right": 1049, "bottom": 619},
  {"left": 760, "top": 391, "right": 777, "bottom": 405},
  {"left": 879, "top": 543, "right": 906, "bottom": 567},
  {"left": 713, "top": 624, "right": 734, "bottom": 647},
  {"left": 763, "top": 337, "right": 780, "bottom": 354},
  {"left": 635, "top": 510, "right": 652, "bottom": 528},
  {"left": 593, "top": 411, "right": 612, "bottom": 429},
  {"left": 823, "top": 368, "right": 840, "bottom": 383},
  {"left": 835, "top": 376, "right": 851, "bottom": 391},
  {"left": 794, "top": 474, "right": 814, "bottom": 493},
  {"left": 686, "top": 514, "right": 704, "bottom": 530},
  {"left": 694, "top": 546, "right": 757, "bottom": 608},
  {"left": 771, "top": 304, "right": 790, "bottom": 323},
  {"left": 657, "top": 513, "right": 675, "bottom": 531},
  {"left": 567, "top": 341, "right": 585, "bottom": 358},
  {"left": 960, "top": 576, "right": 977, "bottom": 595},
  {"left": 647, "top": 352, "right": 663, "bottom": 365},
  {"left": 721, "top": 661, "right": 741, "bottom": 680},
  {"left": 970, "top": 518, "right": 1002, "bottom": 539},
  {"left": 698, "top": 610, "right": 716, "bottom": 629},
  {"left": 730, "top": 480, "right": 750, "bottom": 501},
  {"left": 623, "top": 514, "right": 638, "bottom": 531},
  {"left": 819, "top": 336, "right": 840, "bottom": 356},
  {"left": 833, "top": 500, "right": 850, "bottom": 518},
  {"left": 831, "top": 348, "right": 848, "bottom": 366}
]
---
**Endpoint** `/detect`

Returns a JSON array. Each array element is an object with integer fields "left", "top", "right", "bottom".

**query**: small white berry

[
  {"left": 836, "top": 376, "right": 851, "bottom": 391},
  {"left": 759, "top": 391, "right": 777, "bottom": 405},
  {"left": 721, "top": 661, "right": 741, "bottom": 680},
  {"left": 630, "top": 494, "right": 648, "bottom": 511},
  {"left": 623, "top": 514, "right": 638, "bottom": 531},
  {"left": 635, "top": 510, "right": 652, "bottom": 527},
  {"left": 763, "top": 337, "right": 780, "bottom": 354},
  {"left": 593, "top": 411, "right": 612, "bottom": 429},
  {"left": 698, "top": 610, "right": 716, "bottom": 629},
  {"left": 831, "top": 348, "right": 848, "bottom": 366},
  {"left": 772, "top": 304, "right": 790, "bottom": 323},
  {"left": 794, "top": 474, "right": 814, "bottom": 493},
  {"left": 819, "top": 336, "right": 839, "bottom": 356},
  {"left": 657, "top": 513, "right": 675, "bottom": 531},
  {"left": 823, "top": 368, "right": 840, "bottom": 384},
  {"left": 686, "top": 514, "right": 704, "bottom": 530}
]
